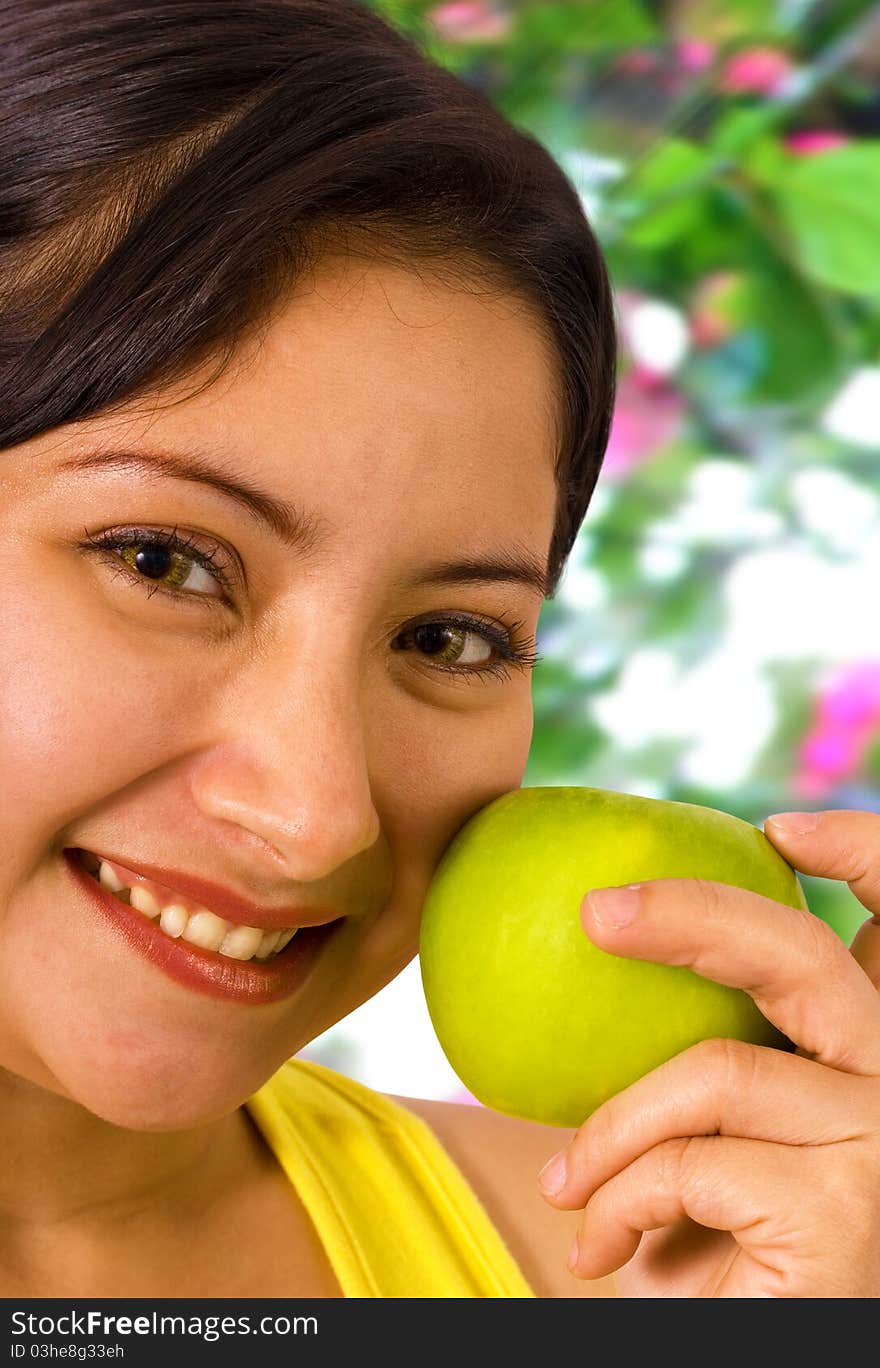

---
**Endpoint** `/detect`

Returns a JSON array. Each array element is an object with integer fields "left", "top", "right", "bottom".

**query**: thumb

[{"left": 763, "top": 809, "right": 880, "bottom": 988}]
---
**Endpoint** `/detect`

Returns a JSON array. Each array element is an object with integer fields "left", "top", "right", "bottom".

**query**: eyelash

[{"left": 78, "top": 525, "right": 544, "bottom": 683}]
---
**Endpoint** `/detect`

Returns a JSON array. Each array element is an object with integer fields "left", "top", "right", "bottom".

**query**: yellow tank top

[{"left": 245, "top": 1056, "right": 536, "bottom": 1298}]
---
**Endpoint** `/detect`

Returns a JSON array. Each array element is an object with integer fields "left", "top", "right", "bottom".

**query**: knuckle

[
  {"left": 656, "top": 1135, "right": 695, "bottom": 1192},
  {"left": 832, "top": 824, "right": 872, "bottom": 884},
  {"left": 688, "top": 1035, "right": 759, "bottom": 1094},
  {"left": 574, "top": 1101, "right": 614, "bottom": 1162},
  {"left": 822, "top": 1144, "right": 873, "bottom": 1217},
  {"left": 691, "top": 877, "right": 724, "bottom": 917},
  {"left": 799, "top": 907, "right": 845, "bottom": 979}
]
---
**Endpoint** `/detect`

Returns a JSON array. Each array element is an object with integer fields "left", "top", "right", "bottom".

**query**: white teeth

[
  {"left": 88, "top": 855, "right": 297, "bottom": 961},
  {"left": 218, "top": 924, "right": 264, "bottom": 961},
  {"left": 181, "top": 909, "right": 231, "bottom": 952},
  {"left": 129, "top": 885, "right": 161, "bottom": 919},
  {"left": 159, "top": 903, "right": 189, "bottom": 939},
  {"left": 99, "top": 861, "right": 125, "bottom": 894},
  {"left": 254, "top": 929, "right": 282, "bottom": 960}
]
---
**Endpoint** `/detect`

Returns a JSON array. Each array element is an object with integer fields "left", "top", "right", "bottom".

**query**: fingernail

[
  {"left": 765, "top": 811, "right": 820, "bottom": 834},
  {"left": 537, "top": 1150, "right": 567, "bottom": 1195},
  {"left": 586, "top": 884, "right": 642, "bottom": 928},
  {"left": 567, "top": 1235, "right": 580, "bottom": 1271}
]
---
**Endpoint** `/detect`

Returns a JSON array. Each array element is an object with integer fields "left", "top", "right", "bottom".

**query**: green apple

[{"left": 419, "top": 786, "right": 811, "bottom": 1128}]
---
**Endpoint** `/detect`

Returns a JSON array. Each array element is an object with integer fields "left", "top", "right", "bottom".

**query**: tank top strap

[{"left": 245, "top": 1056, "right": 536, "bottom": 1298}]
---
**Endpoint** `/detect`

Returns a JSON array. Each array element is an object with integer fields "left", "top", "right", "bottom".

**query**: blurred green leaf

[
  {"left": 514, "top": 0, "right": 659, "bottom": 51},
  {"left": 677, "top": 0, "right": 786, "bottom": 40},
  {"left": 739, "top": 263, "right": 842, "bottom": 403},
  {"left": 761, "top": 145, "right": 880, "bottom": 295},
  {"left": 620, "top": 139, "right": 714, "bottom": 248},
  {"left": 740, "top": 134, "right": 789, "bottom": 182},
  {"left": 752, "top": 662, "right": 817, "bottom": 782},
  {"left": 711, "top": 107, "right": 788, "bottom": 159},
  {"left": 647, "top": 570, "right": 705, "bottom": 641},
  {"left": 626, "top": 195, "right": 709, "bottom": 250},
  {"left": 626, "top": 138, "right": 712, "bottom": 196},
  {"left": 524, "top": 712, "right": 606, "bottom": 785}
]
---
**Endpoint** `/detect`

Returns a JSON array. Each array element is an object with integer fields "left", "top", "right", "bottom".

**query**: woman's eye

[
  {"left": 392, "top": 618, "right": 540, "bottom": 682},
  {"left": 404, "top": 621, "right": 494, "bottom": 669},
  {"left": 80, "top": 527, "right": 232, "bottom": 602}
]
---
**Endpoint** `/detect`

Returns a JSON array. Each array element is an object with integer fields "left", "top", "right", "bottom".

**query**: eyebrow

[
  {"left": 402, "top": 550, "right": 549, "bottom": 598},
  {"left": 56, "top": 447, "right": 317, "bottom": 551},
  {"left": 57, "top": 447, "right": 550, "bottom": 598}
]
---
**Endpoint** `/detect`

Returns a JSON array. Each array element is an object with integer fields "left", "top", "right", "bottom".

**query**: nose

[{"left": 188, "top": 643, "right": 382, "bottom": 883}]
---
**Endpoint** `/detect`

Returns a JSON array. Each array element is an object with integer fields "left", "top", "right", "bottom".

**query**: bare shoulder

[{"left": 385, "top": 1091, "right": 616, "bottom": 1299}]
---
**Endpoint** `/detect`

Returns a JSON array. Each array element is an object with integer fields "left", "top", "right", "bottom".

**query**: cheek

[
  {"left": 370, "top": 691, "right": 534, "bottom": 896},
  {"left": 0, "top": 578, "right": 184, "bottom": 846},
  {"left": 311, "top": 700, "right": 535, "bottom": 1041}
]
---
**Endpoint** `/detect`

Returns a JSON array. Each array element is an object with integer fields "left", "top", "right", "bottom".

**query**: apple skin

[{"left": 419, "top": 786, "right": 811, "bottom": 1128}]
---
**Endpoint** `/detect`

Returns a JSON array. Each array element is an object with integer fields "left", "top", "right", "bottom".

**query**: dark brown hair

[{"left": 0, "top": 0, "right": 616, "bottom": 596}]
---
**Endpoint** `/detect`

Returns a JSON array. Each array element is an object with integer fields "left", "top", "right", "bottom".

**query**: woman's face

[{"left": 0, "top": 254, "right": 559, "bottom": 1129}]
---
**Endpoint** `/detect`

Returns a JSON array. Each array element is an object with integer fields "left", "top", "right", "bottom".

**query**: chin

[{"left": 21, "top": 1024, "right": 282, "bottom": 1132}]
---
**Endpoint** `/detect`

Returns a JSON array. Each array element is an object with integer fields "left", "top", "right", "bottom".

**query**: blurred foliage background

[{"left": 302, "top": 0, "right": 880, "bottom": 1095}]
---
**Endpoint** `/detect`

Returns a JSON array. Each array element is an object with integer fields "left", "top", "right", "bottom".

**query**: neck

[{"left": 0, "top": 1066, "right": 258, "bottom": 1258}]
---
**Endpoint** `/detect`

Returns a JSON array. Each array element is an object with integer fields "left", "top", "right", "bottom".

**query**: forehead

[
  {"left": 56, "top": 254, "right": 561, "bottom": 564},
  {"left": 165, "top": 250, "right": 550, "bottom": 439}
]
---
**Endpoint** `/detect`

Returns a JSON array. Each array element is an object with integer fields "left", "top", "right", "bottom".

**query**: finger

[
  {"left": 539, "top": 1038, "right": 879, "bottom": 1211},
  {"left": 580, "top": 877, "right": 880, "bottom": 1074},
  {"left": 763, "top": 809, "right": 880, "bottom": 919},
  {"left": 570, "top": 1134, "right": 808, "bottom": 1283},
  {"left": 849, "top": 917, "right": 880, "bottom": 990},
  {"left": 764, "top": 809, "right": 880, "bottom": 993}
]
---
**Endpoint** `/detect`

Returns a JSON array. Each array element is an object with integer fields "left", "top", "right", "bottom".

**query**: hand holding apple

[
  {"left": 420, "top": 785, "right": 806, "bottom": 1127},
  {"left": 425, "top": 796, "right": 880, "bottom": 1296}
]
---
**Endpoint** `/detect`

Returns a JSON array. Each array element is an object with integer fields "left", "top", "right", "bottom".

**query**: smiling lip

[
  {"left": 64, "top": 849, "right": 346, "bottom": 1006},
  {"left": 71, "top": 848, "right": 340, "bottom": 932}
]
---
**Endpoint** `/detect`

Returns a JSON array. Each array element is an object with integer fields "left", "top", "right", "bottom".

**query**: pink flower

[
  {"left": 718, "top": 46, "right": 794, "bottom": 96},
  {"left": 800, "top": 729, "right": 863, "bottom": 777},
  {"left": 603, "top": 367, "right": 685, "bottom": 480},
  {"left": 676, "top": 39, "right": 715, "bottom": 73},
  {"left": 429, "top": 2, "right": 511, "bottom": 41},
  {"left": 791, "top": 663, "right": 880, "bottom": 798},
  {"left": 785, "top": 129, "right": 849, "bottom": 155},
  {"left": 817, "top": 664, "right": 880, "bottom": 730}
]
